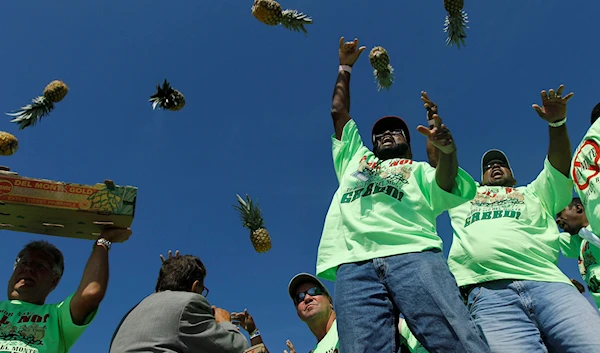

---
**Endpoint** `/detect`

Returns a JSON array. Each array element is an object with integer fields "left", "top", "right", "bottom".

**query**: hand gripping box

[{"left": 0, "top": 167, "right": 137, "bottom": 241}]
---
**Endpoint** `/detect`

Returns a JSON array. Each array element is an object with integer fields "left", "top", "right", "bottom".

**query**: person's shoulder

[
  {"left": 152, "top": 290, "right": 201, "bottom": 301},
  {"left": 142, "top": 291, "right": 206, "bottom": 309}
]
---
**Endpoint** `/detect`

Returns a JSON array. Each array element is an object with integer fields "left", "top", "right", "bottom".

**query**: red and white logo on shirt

[{"left": 572, "top": 140, "right": 600, "bottom": 191}]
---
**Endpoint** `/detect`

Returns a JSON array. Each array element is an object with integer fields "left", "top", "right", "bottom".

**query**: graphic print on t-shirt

[
  {"left": 579, "top": 240, "right": 600, "bottom": 293},
  {"left": 341, "top": 155, "right": 412, "bottom": 204},
  {"left": 463, "top": 188, "right": 525, "bottom": 227},
  {"left": 572, "top": 140, "right": 600, "bottom": 198},
  {"left": 0, "top": 309, "right": 49, "bottom": 352}
]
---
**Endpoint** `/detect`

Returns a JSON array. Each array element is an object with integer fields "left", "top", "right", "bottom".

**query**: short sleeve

[
  {"left": 59, "top": 293, "right": 98, "bottom": 351},
  {"left": 332, "top": 119, "right": 369, "bottom": 181},
  {"left": 419, "top": 163, "right": 477, "bottom": 215},
  {"left": 559, "top": 231, "right": 582, "bottom": 259},
  {"left": 528, "top": 157, "right": 573, "bottom": 215}
]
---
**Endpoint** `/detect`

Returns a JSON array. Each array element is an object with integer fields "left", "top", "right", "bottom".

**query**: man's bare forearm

[
  {"left": 426, "top": 140, "right": 441, "bottom": 168},
  {"left": 436, "top": 150, "right": 459, "bottom": 192},
  {"left": 548, "top": 124, "right": 571, "bottom": 177},
  {"left": 71, "top": 244, "right": 109, "bottom": 325},
  {"left": 331, "top": 71, "right": 351, "bottom": 140}
]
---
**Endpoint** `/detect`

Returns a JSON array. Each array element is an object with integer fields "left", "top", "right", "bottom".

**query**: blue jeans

[
  {"left": 467, "top": 279, "right": 600, "bottom": 353},
  {"left": 334, "top": 249, "right": 491, "bottom": 353}
]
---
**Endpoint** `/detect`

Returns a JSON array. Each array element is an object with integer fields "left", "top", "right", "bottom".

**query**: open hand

[
  {"left": 532, "top": 84, "right": 574, "bottom": 123},
  {"left": 417, "top": 116, "right": 456, "bottom": 154},
  {"left": 284, "top": 339, "right": 297, "bottom": 353},
  {"left": 159, "top": 249, "right": 180, "bottom": 263},
  {"left": 339, "top": 37, "right": 366, "bottom": 67},
  {"left": 231, "top": 309, "right": 256, "bottom": 333}
]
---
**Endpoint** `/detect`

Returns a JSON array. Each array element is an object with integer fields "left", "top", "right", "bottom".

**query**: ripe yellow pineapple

[
  {"left": 369, "top": 46, "right": 395, "bottom": 92},
  {"left": 443, "top": 0, "right": 469, "bottom": 48},
  {"left": 6, "top": 80, "right": 69, "bottom": 129},
  {"left": 149, "top": 79, "right": 186, "bottom": 111},
  {"left": 251, "top": 0, "right": 313, "bottom": 36},
  {"left": 0, "top": 131, "right": 18, "bottom": 156},
  {"left": 234, "top": 194, "right": 272, "bottom": 253}
]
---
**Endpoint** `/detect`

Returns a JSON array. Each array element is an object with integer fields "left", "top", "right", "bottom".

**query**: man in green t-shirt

[
  {"left": 0, "top": 228, "right": 130, "bottom": 353},
  {"left": 572, "top": 102, "right": 600, "bottom": 230},
  {"left": 556, "top": 197, "right": 600, "bottom": 309},
  {"left": 426, "top": 86, "right": 600, "bottom": 352},
  {"left": 315, "top": 36, "right": 490, "bottom": 353}
]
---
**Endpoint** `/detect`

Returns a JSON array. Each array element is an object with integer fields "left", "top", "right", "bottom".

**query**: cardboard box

[
  {"left": 244, "top": 344, "right": 267, "bottom": 353},
  {"left": 0, "top": 167, "right": 137, "bottom": 242}
]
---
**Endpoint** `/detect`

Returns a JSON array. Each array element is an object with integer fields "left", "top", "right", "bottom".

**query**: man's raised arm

[{"left": 331, "top": 37, "right": 365, "bottom": 140}]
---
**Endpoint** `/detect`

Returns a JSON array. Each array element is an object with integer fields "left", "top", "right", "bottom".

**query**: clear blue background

[{"left": 0, "top": 1, "right": 598, "bottom": 352}]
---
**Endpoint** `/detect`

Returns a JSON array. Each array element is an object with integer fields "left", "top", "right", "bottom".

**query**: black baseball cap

[
  {"left": 481, "top": 149, "right": 514, "bottom": 179},
  {"left": 371, "top": 116, "right": 411, "bottom": 146}
]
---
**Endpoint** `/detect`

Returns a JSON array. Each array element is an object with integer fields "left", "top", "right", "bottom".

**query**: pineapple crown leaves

[
  {"left": 280, "top": 9, "right": 312, "bottom": 36},
  {"left": 233, "top": 193, "right": 266, "bottom": 231},
  {"left": 444, "top": 11, "right": 469, "bottom": 48},
  {"left": 372, "top": 66, "right": 395, "bottom": 92},
  {"left": 6, "top": 96, "right": 54, "bottom": 129},
  {"left": 149, "top": 79, "right": 180, "bottom": 110}
]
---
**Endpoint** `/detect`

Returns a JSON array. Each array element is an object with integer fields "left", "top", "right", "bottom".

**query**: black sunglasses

[
  {"left": 294, "top": 286, "right": 325, "bottom": 305},
  {"left": 373, "top": 129, "right": 405, "bottom": 140},
  {"left": 484, "top": 161, "right": 508, "bottom": 172}
]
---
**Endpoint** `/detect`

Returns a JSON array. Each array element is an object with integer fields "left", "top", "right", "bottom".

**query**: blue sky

[{"left": 0, "top": 0, "right": 598, "bottom": 352}]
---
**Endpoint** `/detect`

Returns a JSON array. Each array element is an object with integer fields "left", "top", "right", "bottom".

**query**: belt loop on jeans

[{"left": 459, "top": 284, "right": 477, "bottom": 303}]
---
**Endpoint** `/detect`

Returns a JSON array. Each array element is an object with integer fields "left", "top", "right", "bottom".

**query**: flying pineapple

[
  {"left": 369, "top": 46, "right": 395, "bottom": 92},
  {"left": 251, "top": 0, "right": 313, "bottom": 36},
  {"left": 233, "top": 194, "right": 272, "bottom": 253},
  {"left": 149, "top": 79, "right": 186, "bottom": 111},
  {"left": 6, "top": 80, "right": 68, "bottom": 129},
  {"left": 0, "top": 131, "right": 18, "bottom": 156},
  {"left": 443, "top": 0, "right": 469, "bottom": 48}
]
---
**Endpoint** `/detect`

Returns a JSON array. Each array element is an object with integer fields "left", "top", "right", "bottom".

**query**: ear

[
  {"left": 576, "top": 204, "right": 584, "bottom": 213},
  {"left": 50, "top": 275, "right": 60, "bottom": 291},
  {"left": 191, "top": 280, "right": 200, "bottom": 293}
]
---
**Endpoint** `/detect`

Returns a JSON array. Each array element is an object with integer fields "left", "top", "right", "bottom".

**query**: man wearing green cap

[
  {"left": 315, "top": 36, "right": 490, "bottom": 353},
  {"left": 425, "top": 85, "right": 600, "bottom": 352}
]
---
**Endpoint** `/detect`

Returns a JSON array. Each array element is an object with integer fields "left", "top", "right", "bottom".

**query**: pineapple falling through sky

[
  {"left": 233, "top": 194, "right": 272, "bottom": 253},
  {"left": 149, "top": 79, "right": 186, "bottom": 111},
  {"left": 0, "top": 131, "right": 18, "bottom": 156},
  {"left": 443, "top": 0, "right": 469, "bottom": 48},
  {"left": 6, "top": 80, "right": 68, "bottom": 129},
  {"left": 369, "top": 46, "right": 395, "bottom": 92},
  {"left": 251, "top": 0, "right": 313, "bottom": 36}
]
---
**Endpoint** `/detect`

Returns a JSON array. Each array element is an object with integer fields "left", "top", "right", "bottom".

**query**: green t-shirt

[
  {"left": 560, "top": 226, "right": 600, "bottom": 309},
  {"left": 0, "top": 293, "right": 97, "bottom": 353},
  {"left": 572, "top": 118, "right": 600, "bottom": 241},
  {"left": 399, "top": 320, "right": 429, "bottom": 353},
  {"left": 447, "top": 157, "right": 573, "bottom": 287},
  {"left": 312, "top": 319, "right": 339, "bottom": 353},
  {"left": 316, "top": 119, "right": 477, "bottom": 281}
]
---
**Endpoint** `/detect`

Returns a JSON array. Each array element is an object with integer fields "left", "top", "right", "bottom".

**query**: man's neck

[{"left": 308, "top": 311, "right": 336, "bottom": 342}]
